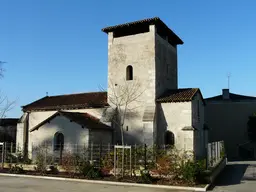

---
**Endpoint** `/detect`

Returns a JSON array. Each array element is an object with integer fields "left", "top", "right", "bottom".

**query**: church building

[{"left": 16, "top": 17, "right": 207, "bottom": 159}]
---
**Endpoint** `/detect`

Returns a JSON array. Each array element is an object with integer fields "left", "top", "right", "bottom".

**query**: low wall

[{"left": 204, "top": 157, "right": 227, "bottom": 183}]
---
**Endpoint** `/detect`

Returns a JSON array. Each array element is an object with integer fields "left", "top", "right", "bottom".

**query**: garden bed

[{"left": 0, "top": 168, "right": 207, "bottom": 187}]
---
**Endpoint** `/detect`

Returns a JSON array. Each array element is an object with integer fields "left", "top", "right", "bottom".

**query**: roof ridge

[
  {"left": 102, "top": 17, "right": 160, "bottom": 31},
  {"left": 47, "top": 91, "right": 107, "bottom": 98}
]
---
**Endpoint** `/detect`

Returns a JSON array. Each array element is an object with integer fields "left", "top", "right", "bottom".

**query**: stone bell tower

[{"left": 102, "top": 17, "right": 183, "bottom": 144}]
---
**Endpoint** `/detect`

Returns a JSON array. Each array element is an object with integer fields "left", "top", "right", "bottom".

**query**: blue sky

[{"left": 1, "top": 0, "right": 256, "bottom": 118}]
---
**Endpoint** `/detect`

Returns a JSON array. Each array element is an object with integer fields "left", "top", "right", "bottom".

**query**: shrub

[
  {"left": 178, "top": 160, "right": 198, "bottom": 183},
  {"left": 101, "top": 151, "right": 114, "bottom": 170},
  {"left": 86, "top": 167, "right": 102, "bottom": 179},
  {"left": 176, "top": 159, "right": 207, "bottom": 184},
  {"left": 61, "top": 152, "right": 76, "bottom": 175},
  {"left": 137, "top": 170, "right": 154, "bottom": 184},
  {"left": 34, "top": 151, "right": 47, "bottom": 174},
  {"left": 76, "top": 161, "right": 102, "bottom": 179},
  {"left": 9, "top": 164, "right": 25, "bottom": 174}
]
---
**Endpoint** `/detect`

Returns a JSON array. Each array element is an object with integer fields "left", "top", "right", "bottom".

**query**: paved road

[
  {"left": 0, "top": 176, "right": 189, "bottom": 192},
  {"left": 212, "top": 161, "right": 256, "bottom": 192}
]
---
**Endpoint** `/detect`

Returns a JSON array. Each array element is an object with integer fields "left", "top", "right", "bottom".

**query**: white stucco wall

[
  {"left": 159, "top": 102, "right": 194, "bottom": 151},
  {"left": 90, "top": 130, "right": 112, "bottom": 145},
  {"left": 28, "top": 108, "right": 105, "bottom": 132},
  {"left": 16, "top": 123, "right": 25, "bottom": 151},
  {"left": 23, "top": 108, "right": 109, "bottom": 158},
  {"left": 28, "top": 115, "right": 90, "bottom": 158}
]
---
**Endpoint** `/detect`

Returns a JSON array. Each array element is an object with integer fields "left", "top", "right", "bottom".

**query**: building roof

[
  {"left": 205, "top": 92, "right": 256, "bottom": 101},
  {"left": 30, "top": 111, "right": 112, "bottom": 132},
  {"left": 102, "top": 17, "right": 183, "bottom": 45},
  {"left": 0, "top": 118, "right": 19, "bottom": 126},
  {"left": 156, "top": 88, "right": 203, "bottom": 103},
  {"left": 22, "top": 92, "right": 108, "bottom": 111}
]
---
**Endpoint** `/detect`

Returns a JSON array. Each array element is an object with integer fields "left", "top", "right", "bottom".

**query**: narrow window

[
  {"left": 54, "top": 132, "right": 64, "bottom": 151},
  {"left": 126, "top": 126, "right": 129, "bottom": 131},
  {"left": 126, "top": 65, "right": 133, "bottom": 80}
]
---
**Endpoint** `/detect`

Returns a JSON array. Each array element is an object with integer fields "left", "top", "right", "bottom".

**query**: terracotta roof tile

[
  {"left": 22, "top": 92, "right": 108, "bottom": 111},
  {"left": 156, "top": 88, "right": 199, "bottom": 103}
]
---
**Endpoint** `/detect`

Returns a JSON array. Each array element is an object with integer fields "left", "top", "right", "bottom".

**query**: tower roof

[{"left": 102, "top": 17, "right": 183, "bottom": 45}]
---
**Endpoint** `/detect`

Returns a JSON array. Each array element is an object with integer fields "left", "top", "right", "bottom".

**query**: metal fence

[
  {"left": 207, "top": 140, "right": 225, "bottom": 168},
  {"left": 1, "top": 141, "right": 225, "bottom": 173},
  {"left": 29, "top": 143, "right": 167, "bottom": 170}
]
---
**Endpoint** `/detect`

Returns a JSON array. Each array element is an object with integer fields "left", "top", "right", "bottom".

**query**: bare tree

[
  {"left": 100, "top": 78, "right": 146, "bottom": 176},
  {"left": 107, "top": 78, "right": 145, "bottom": 145},
  {"left": 0, "top": 61, "right": 15, "bottom": 119}
]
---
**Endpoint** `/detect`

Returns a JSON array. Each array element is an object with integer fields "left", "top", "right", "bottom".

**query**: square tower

[
  {"left": 102, "top": 17, "right": 183, "bottom": 144},
  {"left": 102, "top": 17, "right": 183, "bottom": 105}
]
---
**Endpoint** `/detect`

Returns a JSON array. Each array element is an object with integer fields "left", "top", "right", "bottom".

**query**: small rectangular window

[{"left": 126, "top": 126, "right": 128, "bottom": 131}]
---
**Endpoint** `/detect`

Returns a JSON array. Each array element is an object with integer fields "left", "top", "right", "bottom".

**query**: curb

[{"left": 0, "top": 173, "right": 210, "bottom": 191}]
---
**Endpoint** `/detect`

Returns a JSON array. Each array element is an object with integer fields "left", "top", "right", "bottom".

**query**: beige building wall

[
  {"left": 107, "top": 25, "right": 179, "bottom": 145},
  {"left": 28, "top": 115, "right": 112, "bottom": 159},
  {"left": 17, "top": 108, "right": 107, "bottom": 153},
  {"left": 159, "top": 102, "right": 194, "bottom": 151},
  {"left": 155, "top": 33, "right": 178, "bottom": 98},
  {"left": 157, "top": 93, "right": 206, "bottom": 158},
  {"left": 205, "top": 101, "right": 256, "bottom": 160}
]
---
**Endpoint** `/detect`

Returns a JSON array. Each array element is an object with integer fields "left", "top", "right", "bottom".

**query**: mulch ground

[{"left": 0, "top": 168, "right": 206, "bottom": 187}]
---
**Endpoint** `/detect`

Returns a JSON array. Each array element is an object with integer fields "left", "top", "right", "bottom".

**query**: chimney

[{"left": 222, "top": 89, "right": 230, "bottom": 99}]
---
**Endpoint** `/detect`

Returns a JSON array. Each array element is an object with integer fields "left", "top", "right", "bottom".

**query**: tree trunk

[{"left": 121, "top": 126, "right": 124, "bottom": 177}]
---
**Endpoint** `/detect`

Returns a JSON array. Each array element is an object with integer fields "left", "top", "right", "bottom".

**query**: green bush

[
  {"left": 176, "top": 159, "right": 206, "bottom": 183},
  {"left": 178, "top": 161, "right": 198, "bottom": 183},
  {"left": 76, "top": 160, "right": 102, "bottom": 179},
  {"left": 86, "top": 167, "right": 102, "bottom": 179},
  {"left": 9, "top": 164, "right": 25, "bottom": 174},
  {"left": 137, "top": 170, "right": 154, "bottom": 184}
]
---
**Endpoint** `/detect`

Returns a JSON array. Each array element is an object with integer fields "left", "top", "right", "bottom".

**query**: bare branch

[
  {"left": 0, "top": 61, "right": 15, "bottom": 118},
  {"left": 0, "top": 61, "right": 6, "bottom": 78}
]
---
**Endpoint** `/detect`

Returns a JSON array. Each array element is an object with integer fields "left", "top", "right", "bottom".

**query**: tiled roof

[
  {"left": 30, "top": 111, "right": 112, "bottom": 132},
  {"left": 102, "top": 17, "right": 183, "bottom": 45},
  {"left": 205, "top": 93, "right": 256, "bottom": 101},
  {"left": 22, "top": 92, "right": 108, "bottom": 111},
  {"left": 156, "top": 88, "right": 200, "bottom": 103}
]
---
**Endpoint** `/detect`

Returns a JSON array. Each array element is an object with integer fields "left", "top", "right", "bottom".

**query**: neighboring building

[
  {"left": 205, "top": 89, "right": 256, "bottom": 160},
  {"left": 17, "top": 17, "right": 208, "bottom": 160},
  {"left": 0, "top": 118, "right": 19, "bottom": 142}
]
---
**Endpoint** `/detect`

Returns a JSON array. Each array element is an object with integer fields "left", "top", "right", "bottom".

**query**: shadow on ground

[{"left": 208, "top": 163, "right": 249, "bottom": 191}]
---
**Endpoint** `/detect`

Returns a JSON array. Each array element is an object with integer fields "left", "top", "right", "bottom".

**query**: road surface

[
  {"left": 212, "top": 161, "right": 256, "bottom": 192},
  {"left": 0, "top": 176, "right": 189, "bottom": 192}
]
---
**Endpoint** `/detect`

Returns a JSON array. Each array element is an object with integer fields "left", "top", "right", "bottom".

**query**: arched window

[
  {"left": 165, "top": 131, "right": 175, "bottom": 146},
  {"left": 54, "top": 132, "right": 64, "bottom": 151},
  {"left": 126, "top": 65, "right": 133, "bottom": 80}
]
